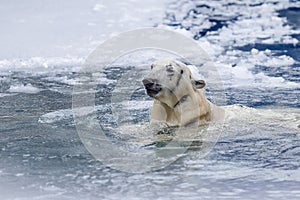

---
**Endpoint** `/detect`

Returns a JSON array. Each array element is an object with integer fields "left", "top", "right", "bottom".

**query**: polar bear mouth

[
  {"left": 145, "top": 87, "right": 162, "bottom": 98},
  {"left": 142, "top": 78, "right": 162, "bottom": 98}
]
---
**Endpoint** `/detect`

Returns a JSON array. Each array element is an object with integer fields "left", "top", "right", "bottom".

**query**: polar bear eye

[
  {"left": 180, "top": 69, "right": 184, "bottom": 74},
  {"left": 151, "top": 64, "right": 154, "bottom": 70}
]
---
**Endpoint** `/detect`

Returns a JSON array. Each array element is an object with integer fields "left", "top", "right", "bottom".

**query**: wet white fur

[{"left": 144, "top": 58, "right": 224, "bottom": 126}]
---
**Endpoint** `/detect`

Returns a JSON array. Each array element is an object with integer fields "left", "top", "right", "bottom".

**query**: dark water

[{"left": 0, "top": 0, "right": 300, "bottom": 199}]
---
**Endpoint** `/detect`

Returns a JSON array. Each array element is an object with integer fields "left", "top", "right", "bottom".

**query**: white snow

[
  {"left": 0, "top": 0, "right": 169, "bottom": 60},
  {"left": 0, "top": 0, "right": 298, "bottom": 90},
  {"left": 8, "top": 84, "right": 41, "bottom": 94},
  {"left": 163, "top": 0, "right": 300, "bottom": 89}
]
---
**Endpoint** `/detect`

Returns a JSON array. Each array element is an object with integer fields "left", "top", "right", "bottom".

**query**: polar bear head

[{"left": 142, "top": 58, "right": 206, "bottom": 108}]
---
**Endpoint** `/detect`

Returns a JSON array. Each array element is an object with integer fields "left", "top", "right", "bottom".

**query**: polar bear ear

[{"left": 192, "top": 79, "right": 206, "bottom": 89}]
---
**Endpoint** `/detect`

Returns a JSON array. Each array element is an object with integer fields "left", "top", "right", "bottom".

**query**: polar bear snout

[{"left": 142, "top": 78, "right": 162, "bottom": 98}]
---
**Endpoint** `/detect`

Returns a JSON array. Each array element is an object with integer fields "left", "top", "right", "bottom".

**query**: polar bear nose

[
  {"left": 142, "top": 78, "right": 161, "bottom": 88},
  {"left": 142, "top": 78, "right": 156, "bottom": 87}
]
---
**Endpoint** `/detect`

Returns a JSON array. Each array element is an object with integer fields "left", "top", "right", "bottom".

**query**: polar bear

[{"left": 142, "top": 58, "right": 224, "bottom": 127}]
